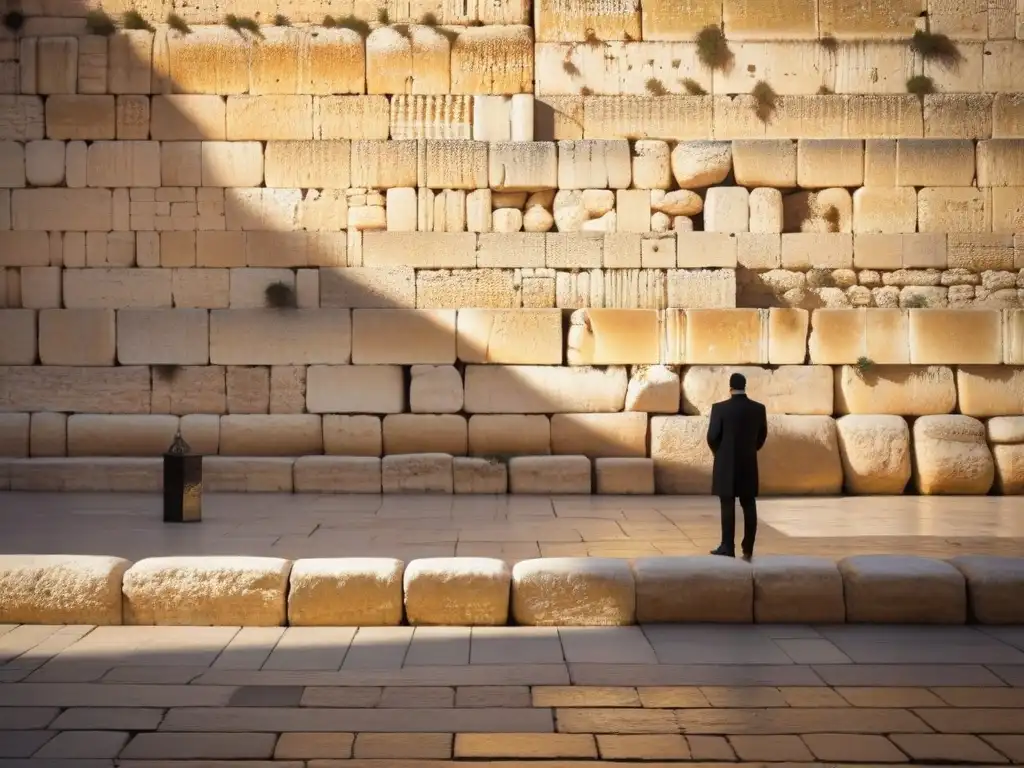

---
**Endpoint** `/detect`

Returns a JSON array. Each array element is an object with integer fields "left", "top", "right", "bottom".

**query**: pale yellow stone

[
  {"left": 66, "top": 414, "right": 178, "bottom": 458},
  {"left": 404, "top": 558, "right": 510, "bottom": 625},
  {"left": 633, "top": 556, "right": 752, "bottom": 623},
  {"left": 909, "top": 309, "right": 1002, "bottom": 365},
  {"left": 836, "top": 364, "right": 956, "bottom": 415},
  {"left": 836, "top": 414, "right": 913, "bottom": 494},
  {"left": 454, "top": 456, "right": 509, "bottom": 494},
  {"left": 450, "top": 26, "right": 534, "bottom": 94},
  {"left": 753, "top": 556, "right": 845, "bottom": 624},
  {"left": 797, "top": 139, "right": 864, "bottom": 188},
  {"left": 683, "top": 365, "right": 833, "bottom": 415},
  {"left": 264, "top": 140, "right": 350, "bottom": 189},
  {"left": 950, "top": 555, "right": 1024, "bottom": 623},
  {"left": 809, "top": 308, "right": 910, "bottom": 364},
  {"left": 468, "top": 415, "right": 551, "bottom": 457},
  {"left": 204, "top": 457, "right": 294, "bottom": 493},
  {"left": 649, "top": 415, "right": 712, "bottom": 493},
  {"left": 382, "top": 453, "right": 454, "bottom": 493},
  {"left": 853, "top": 188, "right": 918, "bottom": 234},
  {"left": 307, "top": 366, "right": 404, "bottom": 414},
  {"left": 0, "top": 555, "right": 130, "bottom": 625},
  {"left": 210, "top": 309, "right": 351, "bottom": 366},
  {"left": 323, "top": 415, "right": 383, "bottom": 457},
  {"left": 840, "top": 554, "right": 966, "bottom": 624},
  {"left": 38, "top": 309, "right": 115, "bottom": 366},
  {"left": 352, "top": 309, "right": 456, "bottom": 365},
  {"left": 288, "top": 558, "right": 403, "bottom": 627},
  {"left": 150, "top": 95, "right": 226, "bottom": 141},
  {"left": 685, "top": 309, "right": 767, "bottom": 364},
  {"left": 914, "top": 415, "right": 995, "bottom": 495},
  {"left": 567, "top": 308, "right": 659, "bottom": 365},
  {"left": 293, "top": 456, "right": 381, "bottom": 494},
  {"left": 550, "top": 413, "right": 648, "bottom": 457},
  {"left": 458, "top": 309, "right": 563, "bottom": 364},
  {"left": 383, "top": 414, "right": 467, "bottom": 456},
  {"left": 759, "top": 415, "right": 843, "bottom": 495},
  {"left": 509, "top": 455, "right": 592, "bottom": 494},
  {"left": 219, "top": 414, "right": 324, "bottom": 456},
  {"left": 465, "top": 365, "right": 627, "bottom": 413},
  {"left": 123, "top": 556, "right": 291, "bottom": 626},
  {"left": 512, "top": 558, "right": 634, "bottom": 626},
  {"left": 957, "top": 366, "right": 1024, "bottom": 417},
  {"left": 595, "top": 457, "right": 655, "bottom": 494}
]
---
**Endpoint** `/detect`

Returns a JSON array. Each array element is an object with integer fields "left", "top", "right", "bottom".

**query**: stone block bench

[{"left": 2, "top": 553, "right": 1022, "bottom": 627}]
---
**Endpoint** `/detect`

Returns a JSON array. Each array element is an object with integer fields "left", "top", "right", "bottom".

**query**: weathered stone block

[
  {"left": 625, "top": 365, "right": 680, "bottom": 413},
  {"left": 67, "top": 415, "right": 178, "bottom": 458},
  {"left": 957, "top": 366, "right": 1024, "bottom": 417},
  {"left": 458, "top": 309, "right": 563, "bottom": 364},
  {"left": 288, "top": 558, "right": 403, "bottom": 626},
  {"left": 203, "top": 457, "right": 295, "bottom": 492},
  {"left": 550, "top": 413, "right": 648, "bottom": 458},
  {"left": 595, "top": 457, "right": 655, "bottom": 494},
  {"left": 759, "top": 415, "right": 843, "bottom": 495},
  {"left": 382, "top": 453, "right": 454, "bottom": 493},
  {"left": 836, "top": 364, "right": 956, "bottom": 415},
  {"left": 36, "top": 309, "right": 112, "bottom": 367},
  {"left": 918, "top": 187, "right": 990, "bottom": 233},
  {"left": 732, "top": 140, "right": 797, "bottom": 187},
  {"left": 949, "top": 555, "right": 1024, "bottom": 624},
  {"left": 685, "top": 309, "right": 767, "bottom": 364},
  {"left": 567, "top": 309, "right": 659, "bottom": 365},
  {"left": 909, "top": 309, "right": 1002, "bottom": 364},
  {"left": 753, "top": 556, "right": 845, "bottom": 624},
  {"left": 210, "top": 309, "right": 351, "bottom": 366},
  {"left": 465, "top": 365, "right": 627, "bottom": 413},
  {"left": 836, "top": 414, "right": 912, "bottom": 495},
  {"left": 294, "top": 456, "right": 381, "bottom": 494},
  {"left": 219, "top": 414, "right": 323, "bottom": 456},
  {"left": 45, "top": 95, "right": 114, "bottom": 140},
  {"left": 468, "top": 415, "right": 551, "bottom": 456},
  {"left": 508, "top": 455, "right": 591, "bottom": 493},
  {"left": 0, "top": 366, "right": 151, "bottom": 414},
  {"left": 809, "top": 308, "right": 910, "bottom": 364},
  {"left": 404, "top": 557, "right": 510, "bottom": 625},
  {"left": 150, "top": 95, "right": 226, "bottom": 141},
  {"left": 797, "top": 139, "right": 864, "bottom": 188},
  {"left": 454, "top": 456, "right": 509, "bottom": 494},
  {"left": 307, "top": 365, "right": 403, "bottom": 414},
  {"left": 650, "top": 415, "right": 711, "bottom": 493},
  {"left": 122, "top": 556, "right": 291, "bottom": 626},
  {"left": 634, "top": 556, "right": 752, "bottom": 623},
  {"left": 383, "top": 414, "right": 467, "bottom": 456},
  {"left": 853, "top": 188, "right": 918, "bottom": 234},
  {"left": 116, "top": 309, "right": 209, "bottom": 366},
  {"left": 13, "top": 188, "right": 111, "bottom": 231},
  {"left": 0, "top": 414, "right": 29, "bottom": 458},
  {"left": 914, "top": 415, "right": 995, "bottom": 494},
  {"left": 322, "top": 416, "right": 383, "bottom": 457},
  {"left": 0, "top": 555, "right": 130, "bottom": 625},
  {"left": 839, "top": 555, "right": 966, "bottom": 624},
  {"left": 29, "top": 412, "right": 67, "bottom": 458},
  {"left": 683, "top": 365, "right": 832, "bottom": 416},
  {"left": 351, "top": 309, "right": 456, "bottom": 365},
  {"left": 7, "top": 457, "right": 161, "bottom": 492},
  {"left": 512, "top": 558, "right": 634, "bottom": 626},
  {"left": 409, "top": 365, "right": 463, "bottom": 413}
]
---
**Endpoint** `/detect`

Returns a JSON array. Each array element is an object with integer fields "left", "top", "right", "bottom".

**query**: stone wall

[{"left": 1, "top": 0, "right": 1024, "bottom": 494}]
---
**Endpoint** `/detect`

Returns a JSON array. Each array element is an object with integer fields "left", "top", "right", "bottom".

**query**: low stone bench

[
  {"left": 752, "top": 556, "right": 845, "bottom": 624},
  {"left": 839, "top": 555, "right": 967, "bottom": 624},
  {"left": 382, "top": 453, "right": 454, "bottom": 493},
  {"left": 403, "top": 557, "right": 510, "bottom": 626},
  {"left": 595, "top": 458, "right": 655, "bottom": 494},
  {"left": 288, "top": 558, "right": 404, "bottom": 626},
  {"left": 122, "top": 556, "right": 292, "bottom": 626},
  {"left": 0, "top": 555, "right": 131, "bottom": 625},
  {"left": 633, "top": 556, "right": 753, "bottom": 623},
  {"left": 453, "top": 457, "right": 508, "bottom": 494},
  {"left": 508, "top": 455, "right": 592, "bottom": 494},
  {"left": 950, "top": 555, "right": 1024, "bottom": 624},
  {"left": 512, "top": 558, "right": 635, "bottom": 626},
  {"left": 293, "top": 456, "right": 382, "bottom": 494},
  {"left": 7, "top": 458, "right": 161, "bottom": 492},
  {"left": 203, "top": 457, "right": 294, "bottom": 492}
]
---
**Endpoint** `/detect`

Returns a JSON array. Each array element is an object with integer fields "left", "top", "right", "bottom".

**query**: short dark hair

[{"left": 729, "top": 372, "right": 746, "bottom": 391}]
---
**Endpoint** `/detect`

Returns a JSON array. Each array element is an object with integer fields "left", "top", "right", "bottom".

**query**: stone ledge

[{"left": 4, "top": 553, "right": 1018, "bottom": 626}]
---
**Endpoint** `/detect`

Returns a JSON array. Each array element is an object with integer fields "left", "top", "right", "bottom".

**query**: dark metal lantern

[{"left": 163, "top": 429, "right": 202, "bottom": 523}]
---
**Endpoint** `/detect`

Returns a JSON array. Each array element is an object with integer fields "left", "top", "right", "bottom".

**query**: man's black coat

[{"left": 706, "top": 394, "right": 769, "bottom": 498}]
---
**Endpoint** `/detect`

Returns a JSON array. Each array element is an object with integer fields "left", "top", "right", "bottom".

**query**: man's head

[{"left": 729, "top": 372, "right": 746, "bottom": 393}]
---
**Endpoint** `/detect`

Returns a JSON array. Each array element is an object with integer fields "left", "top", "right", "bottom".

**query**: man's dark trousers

[{"left": 719, "top": 496, "right": 757, "bottom": 557}]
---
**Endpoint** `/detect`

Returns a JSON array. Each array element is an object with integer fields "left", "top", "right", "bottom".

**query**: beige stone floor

[
  {"left": 0, "top": 623, "right": 1023, "bottom": 764},
  {"left": 0, "top": 492, "right": 1023, "bottom": 562}
]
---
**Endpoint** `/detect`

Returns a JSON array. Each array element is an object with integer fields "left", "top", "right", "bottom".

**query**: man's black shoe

[
  {"left": 741, "top": 551, "right": 753, "bottom": 562},
  {"left": 710, "top": 546, "right": 735, "bottom": 557}
]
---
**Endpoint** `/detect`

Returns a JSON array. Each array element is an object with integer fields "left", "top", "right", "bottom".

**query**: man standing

[{"left": 706, "top": 373, "right": 768, "bottom": 561}]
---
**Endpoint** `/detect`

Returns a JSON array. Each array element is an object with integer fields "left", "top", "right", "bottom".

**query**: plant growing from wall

[
  {"left": 583, "top": 29, "right": 602, "bottom": 47},
  {"left": 122, "top": 10, "right": 154, "bottom": 31},
  {"left": 392, "top": 23, "right": 412, "bottom": 39},
  {"left": 154, "top": 364, "right": 182, "bottom": 382},
  {"left": 910, "top": 29, "right": 962, "bottom": 67},
  {"left": 2, "top": 10, "right": 25, "bottom": 32},
  {"left": 906, "top": 74, "right": 935, "bottom": 97},
  {"left": 166, "top": 13, "right": 192, "bottom": 35},
  {"left": 562, "top": 59, "right": 581, "bottom": 77},
  {"left": 333, "top": 15, "right": 371, "bottom": 37},
  {"left": 751, "top": 80, "right": 777, "bottom": 123},
  {"left": 822, "top": 204, "right": 841, "bottom": 233},
  {"left": 580, "top": 85, "right": 594, "bottom": 96},
  {"left": 420, "top": 12, "right": 438, "bottom": 25},
  {"left": 681, "top": 78, "right": 707, "bottom": 95},
  {"left": 819, "top": 34, "right": 838, "bottom": 53},
  {"left": 903, "top": 293, "right": 928, "bottom": 308},
  {"left": 854, "top": 356, "right": 874, "bottom": 375},
  {"left": 265, "top": 281, "right": 297, "bottom": 309},
  {"left": 322, "top": 14, "right": 337, "bottom": 27},
  {"left": 695, "top": 25, "right": 732, "bottom": 71},
  {"left": 273, "top": 14, "right": 290, "bottom": 25},
  {"left": 817, "top": 84, "right": 833, "bottom": 95},
  {"left": 224, "top": 14, "right": 263, "bottom": 39},
  {"left": 85, "top": 10, "right": 116, "bottom": 35},
  {"left": 645, "top": 77, "right": 668, "bottom": 96},
  {"left": 467, "top": 19, "right": 484, "bottom": 26},
  {"left": 377, "top": 7, "right": 390, "bottom": 24}
]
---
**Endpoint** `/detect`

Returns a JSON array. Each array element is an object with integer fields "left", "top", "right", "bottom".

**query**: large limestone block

[
  {"left": 489, "top": 142, "right": 557, "bottom": 191},
  {"left": 683, "top": 366, "right": 833, "bottom": 416},
  {"left": 210, "top": 309, "right": 351, "bottom": 366},
  {"left": 350, "top": 140, "right": 418, "bottom": 189},
  {"left": 753, "top": 556, "right": 845, "bottom": 624},
  {"left": 307, "top": 366, "right": 404, "bottom": 414},
  {"left": 0, "top": 310, "right": 36, "bottom": 366},
  {"left": 666, "top": 269, "right": 737, "bottom": 310},
  {"left": 909, "top": 309, "right": 1002, "bottom": 365},
  {"left": 685, "top": 309, "right": 767, "bottom": 365},
  {"left": 957, "top": 366, "right": 1024, "bottom": 417},
  {"left": 38, "top": 309, "right": 115, "bottom": 366},
  {"left": 536, "top": 0, "right": 642, "bottom": 40},
  {"left": 977, "top": 139, "right": 1024, "bottom": 187},
  {"left": 671, "top": 141, "right": 731, "bottom": 188},
  {"left": 454, "top": 456, "right": 509, "bottom": 493},
  {"left": 62, "top": 268, "right": 171, "bottom": 309},
  {"left": 67, "top": 415, "right": 178, "bottom": 458},
  {"left": 797, "top": 139, "right": 864, "bottom": 188},
  {"left": 950, "top": 556, "right": 1024, "bottom": 624},
  {"left": 264, "top": 140, "right": 350, "bottom": 189},
  {"left": 836, "top": 364, "right": 956, "bottom": 415},
  {"left": 0, "top": 366, "right": 151, "bottom": 415},
  {"left": 315, "top": 96, "right": 389, "bottom": 140},
  {"left": 732, "top": 140, "right": 797, "bottom": 188},
  {"left": 383, "top": 414, "right": 467, "bottom": 456},
  {"left": 809, "top": 308, "right": 910, "bottom": 365},
  {"left": 150, "top": 95, "right": 226, "bottom": 141},
  {"left": 626, "top": 365, "right": 680, "bottom": 413},
  {"left": 513, "top": 558, "right": 636, "bottom": 628},
  {"left": 45, "top": 95, "right": 115, "bottom": 140},
  {"left": 421, "top": 140, "right": 489, "bottom": 189},
  {"left": 650, "top": 416, "right": 712, "bottom": 493},
  {"left": 352, "top": 309, "right": 456, "bottom": 365},
  {"left": 595, "top": 457, "right": 655, "bottom": 494},
  {"left": 988, "top": 416, "right": 1024, "bottom": 445},
  {"left": 450, "top": 26, "right": 534, "bottom": 94},
  {"left": 464, "top": 365, "right": 627, "bottom": 413},
  {"left": 836, "top": 415, "right": 913, "bottom": 495},
  {"left": 382, "top": 453, "right": 454, "bottom": 493},
  {"left": 362, "top": 232, "right": 476, "bottom": 268},
  {"left": 993, "top": 445, "right": 1024, "bottom": 495},
  {"left": 389, "top": 95, "right": 472, "bottom": 140},
  {"left": 219, "top": 415, "right": 323, "bottom": 456},
  {"left": 0, "top": 414, "right": 29, "bottom": 458},
  {"left": 768, "top": 308, "right": 809, "bottom": 365},
  {"left": 896, "top": 139, "right": 975, "bottom": 187},
  {"left": 839, "top": 555, "right": 966, "bottom": 624},
  {"left": 457, "top": 309, "right": 562, "bottom": 364},
  {"left": 918, "top": 187, "right": 990, "bottom": 233},
  {"left": 203, "top": 457, "right": 294, "bottom": 492},
  {"left": 288, "top": 558, "right": 403, "bottom": 627},
  {"left": 913, "top": 415, "right": 995, "bottom": 495},
  {"left": 567, "top": 309, "right": 659, "bottom": 365},
  {"left": 550, "top": 413, "right": 648, "bottom": 458},
  {"left": 293, "top": 456, "right": 382, "bottom": 494},
  {"left": 468, "top": 415, "right": 551, "bottom": 456},
  {"left": 0, "top": 555, "right": 130, "bottom": 625},
  {"left": 634, "top": 556, "right": 752, "bottom": 623},
  {"left": 116, "top": 309, "right": 209, "bottom": 366},
  {"left": 852, "top": 188, "right": 918, "bottom": 234},
  {"left": 557, "top": 140, "right": 632, "bottom": 190},
  {"left": 85, "top": 141, "right": 160, "bottom": 188},
  {"left": 508, "top": 455, "right": 591, "bottom": 493},
  {"left": 165, "top": 27, "right": 249, "bottom": 94},
  {"left": 123, "top": 557, "right": 291, "bottom": 626},
  {"left": 704, "top": 187, "right": 749, "bottom": 234},
  {"left": 758, "top": 415, "right": 843, "bottom": 495},
  {"left": 404, "top": 557, "right": 510, "bottom": 626},
  {"left": 13, "top": 188, "right": 111, "bottom": 231},
  {"left": 410, "top": 365, "right": 463, "bottom": 413},
  {"left": 7, "top": 457, "right": 161, "bottom": 492}
]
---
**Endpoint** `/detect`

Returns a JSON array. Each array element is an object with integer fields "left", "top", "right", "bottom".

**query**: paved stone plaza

[{"left": 2, "top": 492, "right": 1024, "bottom": 563}]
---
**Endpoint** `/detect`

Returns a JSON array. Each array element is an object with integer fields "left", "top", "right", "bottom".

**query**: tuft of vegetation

[
  {"left": 392, "top": 22, "right": 412, "bottom": 38},
  {"left": 562, "top": 59, "right": 580, "bottom": 77},
  {"left": 122, "top": 9, "right": 154, "bottom": 31},
  {"left": 903, "top": 293, "right": 928, "bottom": 309},
  {"left": 751, "top": 80, "right": 777, "bottom": 124},
  {"left": 166, "top": 12, "right": 192, "bottom": 34},
  {"left": 376, "top": 7, "right": 389, "bottom": 24},
  {"left": 580, "top": 85, "right": 594, "bottom": 96},
  {"left": 583, "top": 29, "right": 602, "bottom": 47},
  {"left": 671, "top": 58, "right": 681, "bottom": 67},
  {"left": 910, "top": 29, "right": 962, "bottom": 68},
  {"left": 467, "top": 19, "right": 484, "bottom": 26},
  {"left": 265, "top": 281, "right": 297, "bottom": 309},
  {"left": 682, "top": 77, "right": 707, "bottom": 96},
  {"left": 333, "top": 14, "right": 371, "bottom": 36},
  {"left": 695, "top": 25, "right": 732, "bottom": 71},
  {"left": 154, "top": 364, "right": 182, "bottom": 382},
  {"left": 322, "top": 14, "right": 337, "bottom": 27},
  {"left": 819, "top": 34, "right": 838, "bottom": 53},
  {"left": 854, "top": 356, "right": 874, "bottom": 375},
  {"left": 645, "top": 77, "right": 668, "bottom": 96},
  {"left": 822, "top": 204, "right": 841, "bottom": 233},
  {"left": 817, "top": 84, "right": 833, "bottom": 95},
  {"left": 2, "top": 10, "right": 25, "bottom": 32},
  {"left": 420, "top": 11, "right": 438, "bottom": 25},
  {"left": 85, "top": 9, "right": 117, "bottom": 35},
  {"left": 273, "top": 13, "right": 290, "bottom": 25},
  {"left": 906, "top": 74, "right": 935, "bottom": 97},
  {"left": 224, "top": 13, "right": 263, "bottom": 38}
]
